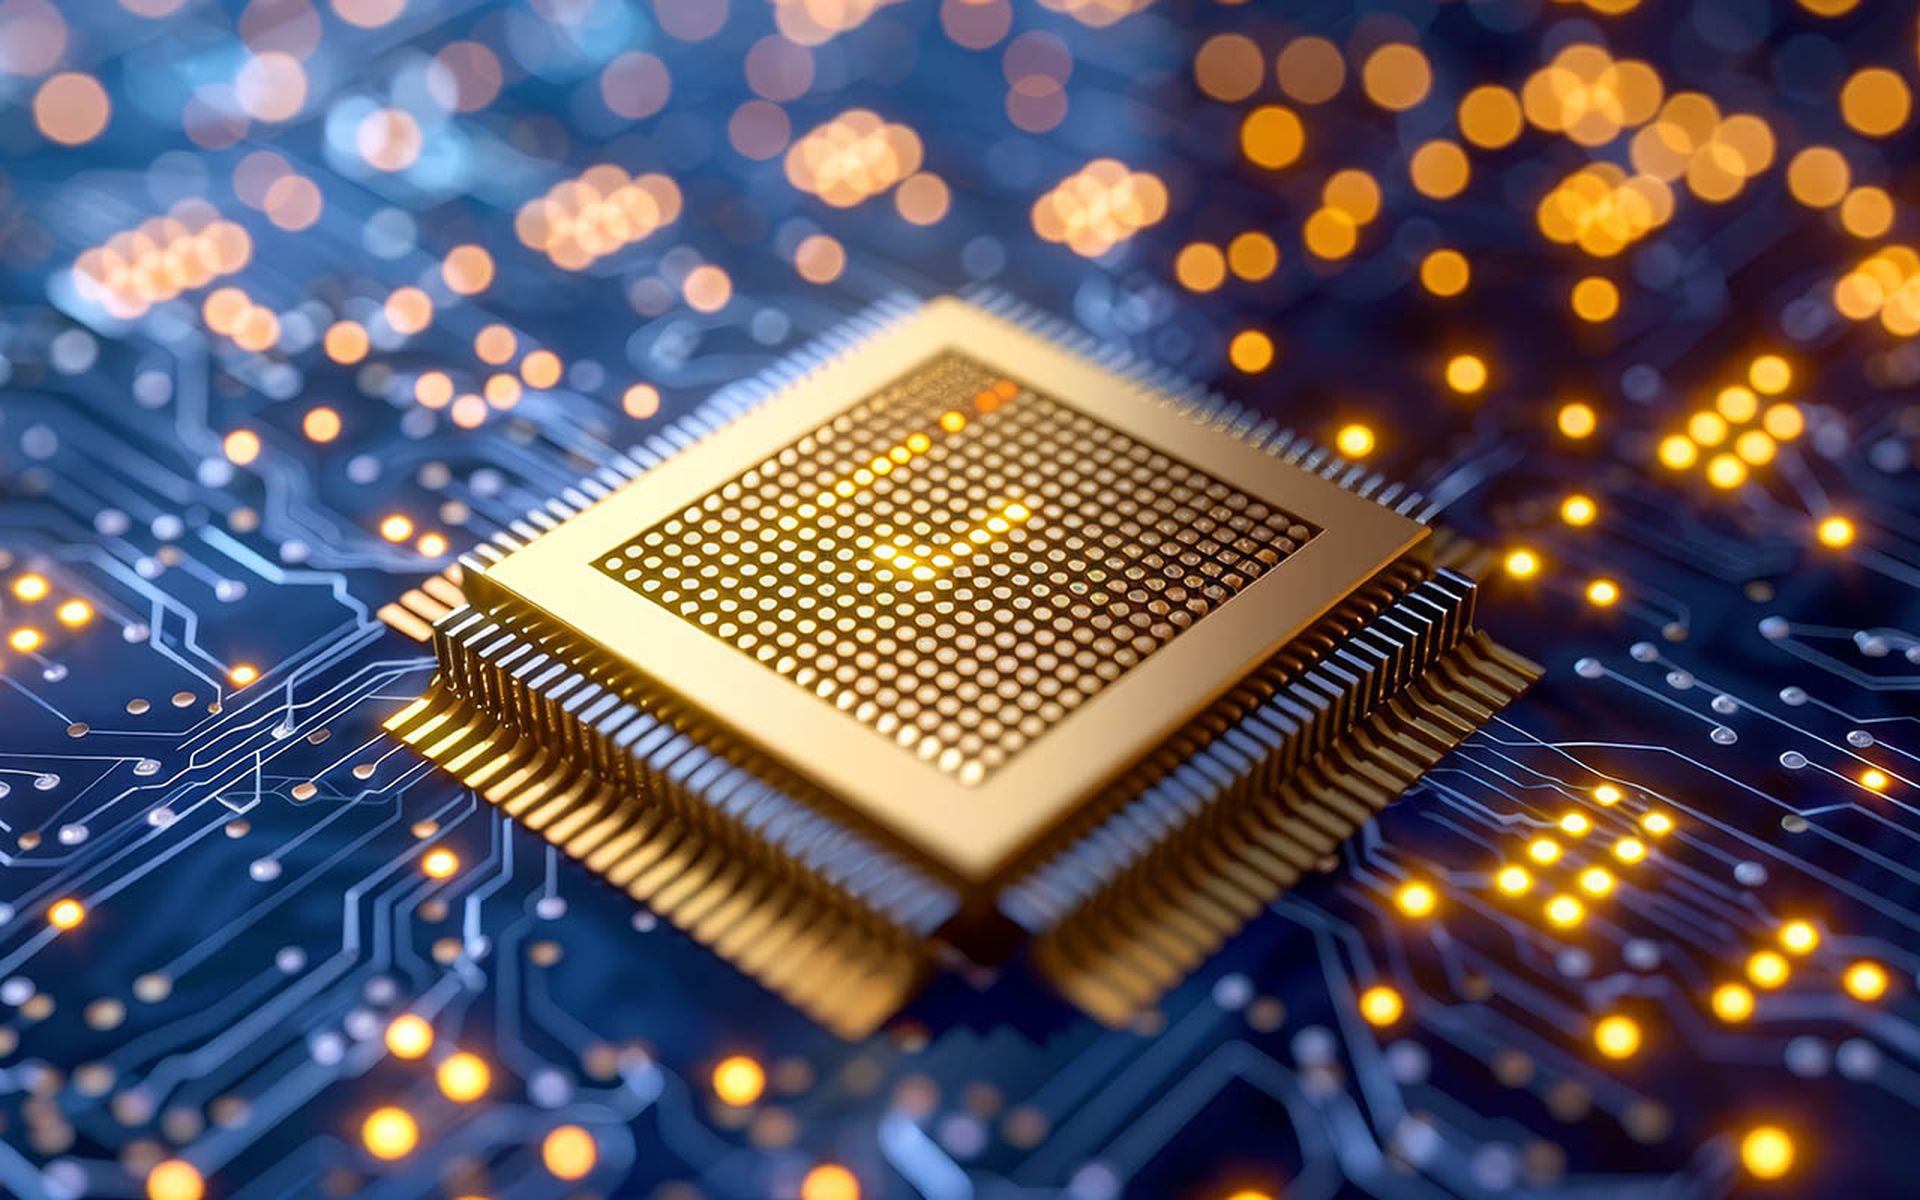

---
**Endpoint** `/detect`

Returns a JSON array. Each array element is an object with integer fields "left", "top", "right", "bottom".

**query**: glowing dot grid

[{"left": 598, "top": 352, "right": 1318, "bottom": 785}]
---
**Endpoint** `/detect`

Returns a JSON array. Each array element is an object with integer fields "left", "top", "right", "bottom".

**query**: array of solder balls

[{"left": 599, "top": 352, "right": 1316, "bottom": 784}]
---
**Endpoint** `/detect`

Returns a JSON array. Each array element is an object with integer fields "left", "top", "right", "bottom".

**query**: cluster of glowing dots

[
  {"left": 772, "top": 0, "right": 889, "bottom": 46},
  {"left": 1305, "top": 169, "right": 1382, "bottom": 261},
  {"left": 1627, "top": 91, "right": 1776, "bottom": 206},
  {"left": 375, "top": 513, "right": 445, "bottom": 557},
  {"left": 1537, "top": 162, "right": 1674, "bottom": 258},
  {"left": 1493, "top": 785, "right": 1669, "bottom": 927},
  {"left": 785, "top": 109, "right": 925, "bottom": 209},
  {"left": 71, "top": 202, "right": 251, "bottom": 321},
  {"left": 8, "top": 573, "right": 95, "bottom": 656},
  {"left": 1522, "top": 43, "right": 1664, "bottom": 149},
  {"left": 1655, "top": 355, "right": 1805, "bottom": 489},
  {"left": 201, "top": 287, "right": 283, "bottom": 353},
  {"left": 513, "top": 166, "right": 682, "bottom": 271},
  {"left": 1174, "top": 232, "right": 1282, "bottom": 293},
  {"left": 1830, "top": 245, "right": 1920, "bottom": 334},
  {"left": 1031, "top": 158, "right": 1169, "bottom": 257}
]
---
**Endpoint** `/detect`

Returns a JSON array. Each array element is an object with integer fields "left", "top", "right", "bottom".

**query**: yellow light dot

[
  {"left": 324, "top": 320, "right": 369, "bottom": 364},
  {"left": 515, "top": 1125, "right": 595, "bottom": 1186},
  {"left": 1444, "top": 354, "right": 1487, "bottom": 395},
  {"left": 1557, "top": 402, "right": 1597, "bottom": 439},
  {"left": 1740, "top": 1126, "right": 1794, "bottom": 1180},
  {"left": 1570, "top": 276, "right": 1620, "bottom": 322},
  {"left": 1459, "top": 84, "right": 1524, "bottom": 149},
  {"left": 1362, "top": 44, "right": 1431, "bottom": 112},
  {"left": 1174, "top": 243, "right": 1226, "bottom": 293},
  {"left": 1689, "top": 410, "right": 1729, "bottom": 446},
  {"left": 1593, "top": 1014, "right": 1640, "bottom": 1059},
  {"left": 474, "top": 323, "right": 516, "bottom": 365},
  {"left": 146, "top": 1160, "right": 205, "bottom": 1200},
  {"left": 1395, "top": 880, "right": 1438, "bottom": 918},
  {"left": 1419, "top": 248, "right": 1470, "bottom": 297},
  {"left": 224, "top": 429, "right": 261, "bottom": 466},
  {"left": 56, "top": 600, "right": 91, "bottom": 628},
  {"left": 713, "top": 1054, "right": 767, "bottom": 1106},
  {"left": 1408, "top": 139, "right": 1470, "bottom": 200},
  {"left": 1544, "top": 893, "right": 1585, "bottom": 928},
  {"left": 380, "top": 515, "right": 414, "bottom": 543},
  {"left": 418, "top": 533, "right": 447, "bottom": 558},
  {"left": 1358, "top": 984, "right": 1404, "bottom": 1026},
  {"left": 1843, "top": 960, "right": 1890, "bottom": 1001},
  {"left": 12, "top": 575, "right": 48, "bottom": 602},
  {"left": 437, "top": 1052, "right": 491, "bottom": 1102},
  {"left": 1763, "top": 402, "right": 1805, "bottom": 440},
  {"left": 414, "top": 371, "right": 454, "bottom": 409},
  {"left": 1706, "top": 453, "right": 1747, "bottom": 489},
  {"left": 1840, "top": 185, "right": 1893, "bottom": 238},
  {"left": 303, "top": 406, "right": 342, "bottom": 443},
  {"left": 1577, "top": 866, "right": 1615, "bottom": 897},
  {"left": 1527, "top": 837, "right": 1562, "bottom": 865},
  {"left": 1748, "top": 354, "right": 1792, "bottom": 395},
  {"left": 623, "top": 383, "right": 662, "bottom": 420},
  {"left": 1494, "top": 865, "right": 1533, "bottom": 896},
  {"left": 385, "top": 1014, "right": 433, "bottom": 1059},
  {"left": 422, "top": 848, "right": 459, "bottom": 879},
  {"left": 939, "top": 410, "right": 967, "bottom": 434},
  {"left": 362, "top": 1107, "right": 418, "bottom": 1160},
  {"left": 1503, "top": 548, "right": 1540, "bottom": 579},
  {"left": 1641, "top": 811, "right": 1674, "bottom": 836},
  {"left": 1323, "top": 169, "right": 1382, "bottom": 224},
  {"left": 1786, "top": 146, "right": 1850, "bottom": 208},
  {"left": 1240, "top": 105, "right": 1305, "bottom": 170},
  {"left": 9, "top": 628, "right": 43, "bottom": 653},
  {"left": 1226, "top": 231, "right": 1279, "bottom": 281},
  {"left": 49, "top": 898, "right": 85, "bottom": 930},
  {"left": 442, "top": 244, "right": 495, "bottom": 296},
  {"left": 1561, "top": 494, "right": 1597, "bottom": 526},
  {"left": 1816, "top": 516, "right": 1854, "bottom": 548},
  {"left": 229, "top": 664, "right": 258, "bottom": 687},
  {"left": 1613, "top": 837, "right": 1647, "bottom": 864},
  {"left": 1715, "top": 385, "right": 1759, "bottom": 423},
  {"left": 800, "top": 1163, "right": 861, "bottom": 1200},
  {"left": 1586, "top": 579, "right": 1620, "bottom": 608},
  {"left": 1559, "top": 812, "right": 1592, "bottom": 837},
  {"left": 1746, "top": 949, "right": 1790, "bottom": 989},
  {"left": 1228, "top": 330, "right": 1275, "bottom": 374},
  {"left": 1335, "top": 423, "right": 1375, "bottom": 458},
  {"left": 35, "top": 73, "right": 111, "bottom": 146},
  {"left": 1778, "top": 920, "right": 1819, "bottom": 955},
  {"left": 1861, "top": 768, "right": 1890, "bottom": 791},
  {"left": 1840, "top": 67, "right": 1910, "bottom": 137},
  {"left": 521, "top": 349, "right": 563, "bottom": 390},
  {"left": 1658, "top": 434, "right": 1699, "bottom": 469},
  {"left": 1711, "top": 982, "right": 1755, "bottom": 1022},
  {"left": 1734, "top": 430, "right": 1776, "bottom": 466},
  {"left": 484, "top": 373, "right": 522, "bottom": 409},
  {"left": 1303, "top": 207, "right": 1358, "bottom": 259},
  {"left": 1593, "top": 783, "right": 1624, "bottom": 806}
]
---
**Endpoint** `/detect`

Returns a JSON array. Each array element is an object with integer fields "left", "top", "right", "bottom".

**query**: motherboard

[{"left": 1, "top": 1, "right": 1917, "bottom": 1197}]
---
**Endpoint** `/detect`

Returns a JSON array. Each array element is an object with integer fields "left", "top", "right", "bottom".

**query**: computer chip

[{"left": 387, "top": 296, "right": 1539, "bottom": 1035}]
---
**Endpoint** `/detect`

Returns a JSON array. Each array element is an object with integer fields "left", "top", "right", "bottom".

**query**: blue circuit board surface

[{"left": 1, "top": 1, "right": 1918, "bottom": 1198}]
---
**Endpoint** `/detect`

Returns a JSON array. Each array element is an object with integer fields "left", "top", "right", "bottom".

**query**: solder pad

[{"left": 481, "top": 298, "right": 1426, "bottom": 880}]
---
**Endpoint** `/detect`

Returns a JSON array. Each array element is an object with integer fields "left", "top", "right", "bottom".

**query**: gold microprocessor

[
  {"left": 389, "top": 295, "right": 1537, "bottom": 1036},
  {"left": 479, "top": 299, "right": 1422, "bottom": 880}
]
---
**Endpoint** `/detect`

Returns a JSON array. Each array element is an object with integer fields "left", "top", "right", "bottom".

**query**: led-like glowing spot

[
  {"left": 385, "top": 1014, "right": 433, "bottom": 1059},
  {"left": 1577, "top": 866, "right": 1615, "bottom": 897},
  {"left": 146, "top": 1160, "right": 205, "bottom": 1200},
  {"left": 1593, "top": 1014, "right": 1640, "bottom": 1059},
  {"left": 12, "top": 575, "right": 48, "bottom": 602},
  {"left": 1358, "top": 985, "right": 1403, "bottom": 1026},
  {"left": 1503, "top": 548, "right": 1540, "bottom": 579},
  {"left": 422, "top": 848, "right": 459, "bottom": 879},
  {"left": 1861, "top": 768, "right": 1890, "bottom": 791},
  {"left": 712, "top": 1054, "right": 767, "bottom": 1106},
  {"left": 1544, "top": 893, "right": 1585, "bottom": 928},
  {"left": 56, "top": 600, "right": 92, "bottom": 628},
  {"left": 437, "top": 1052, "right": 491, "bottom": 1102},
  {"left": 1640, "top": 811, "right": 1674, "bottom": 836},
  {"left": 49, "top": 899, "right": 85, "bottom": 930},
  {"left": 1494, "top": 865, "right": 1532, "bottom": 896},
  {"left": 1335, "top": 423, "right": 1375, "bottom": 458},
  {"left": 1394, "top": 880, "right": 1438, "bottom": 918},
  {"left": 1593, "top": 783, "right": 1623, "bottom": 806},
  {"left": 1711, "top": 982, "right": 1755, "bottom": 1022},
  {"left": 1843, "top": 960, "right": 1889, "bottom": 1002},
  {"left": 1559, "top": 812, "right": 1591, "bottom": 837},
  {"left": 1746, "top": 950, "right": 1790, "bottom": 990},
  {"left": 1740, "top": 1126, "right": 1794, "bottom": 1180},
  {"left": 1527, "top": 838, "right": 1562, "bottom": 866},
  {"left": 1561, "top": 494, "right": 1597, "bottom": 526},
  {"left": 229, "top": 664, "right": 259, "bottom": 687},
  {"left": 1612, "top": 837, "right": 1647, "bottom": 864},
  {"left": 542, "top": 1125, "right": 598, "bottom": 1181},
  {"left": 1816, "top": 516, "right": 1854, "bottom": 548},
  {"left": 380, "top": 515, "right": 414, "bottom": 543},
  {"left": 1778, "top": 920, "right": 1819, "bottom": 956},
  {"left": 362, "top": 1106, "right": 418, "bottom": 1160},
  {"left": 1444, "top": 354, "right": 1487, "bottom": 395}
]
